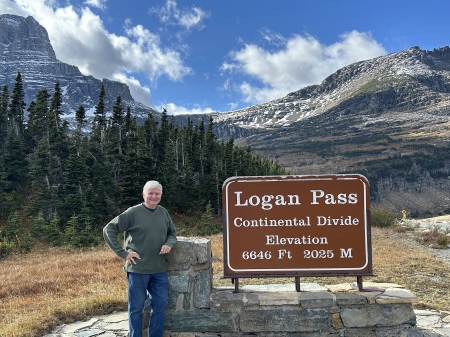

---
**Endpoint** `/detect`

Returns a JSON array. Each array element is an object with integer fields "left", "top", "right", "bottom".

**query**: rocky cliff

[{"left": 0, "top": 14, "right": 156, "bottom": 119}]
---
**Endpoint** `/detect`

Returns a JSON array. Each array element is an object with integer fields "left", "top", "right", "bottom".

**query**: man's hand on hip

[{"left": 126, "top": 251, "right": 141, "bottom": 264}]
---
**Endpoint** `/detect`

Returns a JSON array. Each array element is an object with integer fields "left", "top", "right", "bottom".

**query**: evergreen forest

[{"left": 0, "top": 72, "right": 287, "bottom": 253}]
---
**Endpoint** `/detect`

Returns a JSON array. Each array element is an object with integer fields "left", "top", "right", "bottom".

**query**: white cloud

[
  {"left": 156, "top": 102, "right": 214, "bottom": 115},
  {"left": 222, "top": 30, "right": 387, "bottom": 104},
  {"left": 1, "top": 0, "right": 387, "bottom": 115},
  {"left": 149, "top": 0, "right": 209, "bottom": 31},
  {"left": 84, "top": 0, "right": 106, "bottom": 10},
  {"left": 0, "top": 0, "right": 29, "bottom": 16},
  {"left": 113, "top": 73, "right": 152, "bottom": 106},
  {"left": 1, "top": 0, "right": 192, "bottom": 107}
]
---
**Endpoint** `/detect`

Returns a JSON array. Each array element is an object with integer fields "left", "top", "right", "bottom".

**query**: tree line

[{"left": 0, "top": 72, "right": 287, "bottom": 251}]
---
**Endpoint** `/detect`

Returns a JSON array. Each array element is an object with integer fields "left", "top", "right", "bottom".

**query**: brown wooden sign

[{"left": 222, "top": 174, "right": 373, "bottom": 278}]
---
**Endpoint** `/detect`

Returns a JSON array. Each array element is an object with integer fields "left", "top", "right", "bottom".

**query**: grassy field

[{"left": 1, "top": 226, "right": 450, "bottom": 337}]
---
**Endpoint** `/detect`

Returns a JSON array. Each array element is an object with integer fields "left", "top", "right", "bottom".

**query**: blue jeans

[{"left": 127, "top": 272, "right": 168, "bottom": 337}]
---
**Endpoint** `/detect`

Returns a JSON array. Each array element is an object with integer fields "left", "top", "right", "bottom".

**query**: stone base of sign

[{"left": 162, "top": 237, "right": 422, "bottom": 337}]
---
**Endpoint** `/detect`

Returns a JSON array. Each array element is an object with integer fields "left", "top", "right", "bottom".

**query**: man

[{"left": 103, "top": 180, "right": 177, "bottom": 337}]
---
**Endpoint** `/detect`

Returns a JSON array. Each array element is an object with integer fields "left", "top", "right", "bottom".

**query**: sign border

[{"left": 222, "top": 174, "right": 373, "bottom": 278}]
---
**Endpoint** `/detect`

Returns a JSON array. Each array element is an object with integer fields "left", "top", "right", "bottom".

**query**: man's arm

[
  {"left": 103, "top": 214, "right": 129, "bottom": 259},
  {"left": 160, "top": 220, "right": 176, "bottom": 255},
  {"left": 165, "top": 215, "right": 177, "bottom": 248}
]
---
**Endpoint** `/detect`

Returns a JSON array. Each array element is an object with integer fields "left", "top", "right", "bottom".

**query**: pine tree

[
  {"left": 143, "top": 111, "right": 158, "bottom": 158},
  {"left": 0, "top": 154, "right": 6, "bottom": 220},
  {"left": 64, "top": 214, "right": 79, "bottom": 247},
  {"left": 61, "top": 129, "right": 89, "bottom": 222},
  {"left": 3, "top": 73, "right": 28, "bottom": 193},
  {"left": 3, "top": 132, "right": 28, "bottom": 193},
  {"left": 3, "top": 210, "right": 33, "bottom": 252},
  {"left": 0, "top": 86, "right": 9, "bottom": 220},
  {"left": 0, "top": 71, "right": 291, "bottom": 238},
  {"left": 85, "top": 142, "right": 116, "bottom": 224},
  {"left": 45, "top": 212, "right": 63, "bottom": 246},
  {"left": 156, "top": 109, "right": 170, "bottom": 167},
  {"left": 120, "top": 118, "right": 147, "bottom": 206},
  {"left": 31, "top": 211, "right": 47, "bottom": 242},
  {"left": 79, "top": 222, "right": 100, "bottom": 246},
  {"left": 198, "top": 201, "right": 221, "bottom": 235},
  {"left": 124, "top": 106, "right": 132, "bottom": 133},
  {"left": 92, "top": 84, "right": 107, "bottom": 152},
  {"left": 8, "top": 72, "right": 26, "bottom": 137},
  {"left": 48, "top": 82, "right": 69, "bottom": 186},
  {"left": 4, "top": 211, "right": 21, "bottom": 240},
  {"left": 159, "top": 137, "right": 178, "bottom": 210},
  {"left": 106, "top": 96, "right": 125, "bottom": 188},
  {"left": 75, "top": 105, "right": 86, "bottom": 131},
  {"left": 26, "top": 88, "right": 50, "bottom": 147},
  {"left": 87, "top": 85, "right": 116, "bottom": 224},
  {"left": 224, "top": 137, "right": 237, "bottom": 176},
  {"left": 111, "top": 96, "right": 125, "bottom": 150},
  {"left": 203, "top": 116, "right": 219, "bottom": 209},
  {"left": 29, "top": 138, "right": 54, "bottom": 220},
  {"left": 0, "top": 85, "right": 8, "bottom": 147},
  {"left": 64, "top": 213, "right": 99, "bottom": 247},
  {"left": 177, "top": 150, "right": 199, "bottom": 213},
  {"left": 49, "top": 81, "right": 64, "bottom": 127},
  {"left": 111, "top": 96, "right": 124, "bottom": 128}
]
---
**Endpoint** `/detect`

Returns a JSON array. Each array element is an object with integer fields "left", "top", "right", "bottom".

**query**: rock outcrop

[{"left": 0, "top": 14, "right": 155, "bottom": 118}]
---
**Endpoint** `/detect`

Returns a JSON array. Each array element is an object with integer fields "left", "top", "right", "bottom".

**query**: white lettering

[
  {"left": 340, "top": 248, "right": 353, "bottom": 258},
  {"left": 233, "top": 217, "right": 311, "bottom": 227},
  {"left": 235, "top": 191, "right": 248, "bottom": 206},
  {"left": 310, "top": 190, "right": 359, "bottom": 205},
  {"left": 234, "top": 191, "right": 301, "bottom": 210},
  {"left": 310, "top": 190, "right": 325, "bottom": 204},
  {"left": 348, "top": 193, "right": 358, "bottom": 204},
  {"left": 248, "top": 195, "right": 260, "bottom": 206},
  {"left": 265, "top": 235, "right": 328, "bottom": 245},
  {"left": 316, "top": 216, "right": 359, "bottom": 226}
]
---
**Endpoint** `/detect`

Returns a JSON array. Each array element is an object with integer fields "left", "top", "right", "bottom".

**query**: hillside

[{"left": 213, "top": 47, "right": 450, "bottom": 216}]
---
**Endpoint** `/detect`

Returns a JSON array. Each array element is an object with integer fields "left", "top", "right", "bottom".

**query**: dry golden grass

[
  {"left": 1, "top": 227, "right": 450, "bottom": 337},
  {"left": 0, "top": 244, "right": 127, "bottom": 337}
]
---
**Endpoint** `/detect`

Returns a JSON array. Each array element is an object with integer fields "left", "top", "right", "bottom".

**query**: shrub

[
  {"left": 4, "top": 211, "right": 21, "bottom": 239},
  {"left": 371, "top": 206, "right": 397, "bottom": 228},
  {"left": 197, "top": 202, "right": 222, "bottom": 236},
  {"left": 0, "top": 238, "right": 15, "bottom": 257},
  {"left": 31, "top": 211, "right": 46, "bottom": 242},
  {"left": 45, "top": 213, "right": 63, "bottom": 246},
  {"left": 16, "top": 231, "right": 34, "bottom": 252},
  {"left": 436, "top": 234, "right": 449, "bottom": 247},
  {"left": 416, "top": 225, "right": 450, "bottom": 248}
]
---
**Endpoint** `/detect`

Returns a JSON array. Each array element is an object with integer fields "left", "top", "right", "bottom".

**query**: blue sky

[{"left": 2, "top": 0, "right": 450, "bottom": 114}]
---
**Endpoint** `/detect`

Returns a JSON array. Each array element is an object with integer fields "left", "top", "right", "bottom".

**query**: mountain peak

[
  {"left": 213, "top": 44, "right": 450, "bottom": 132},
  {"left": 0, "top": 14, "right": 56, "bottom": 60},
  {"left": 0, "top": 13, "right": 156, "bottom": 119}
]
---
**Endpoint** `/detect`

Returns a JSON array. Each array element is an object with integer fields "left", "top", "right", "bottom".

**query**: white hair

[{"left": 143, "top": 180, "right": 163, "bottom": 193}]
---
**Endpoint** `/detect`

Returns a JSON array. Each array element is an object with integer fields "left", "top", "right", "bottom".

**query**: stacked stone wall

[{"left": 163, "top": 237, "right": 423, "bottom": 337}]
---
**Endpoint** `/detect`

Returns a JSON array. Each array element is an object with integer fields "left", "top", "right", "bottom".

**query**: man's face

[{"left": 142, "top": 186, "right": 162, "bottom": 209}]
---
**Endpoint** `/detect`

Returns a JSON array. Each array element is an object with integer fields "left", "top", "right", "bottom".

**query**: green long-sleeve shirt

[{"left": 103, "top": 204, "right": 177, "bottom": 274}]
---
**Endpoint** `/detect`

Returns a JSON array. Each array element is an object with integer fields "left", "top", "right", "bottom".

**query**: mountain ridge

[
  {"left": 223, "top": 46, "right": 450, "bottom": 216},
  {"left": 213, "top": 46, "right": 450, "bottom": 131}
]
